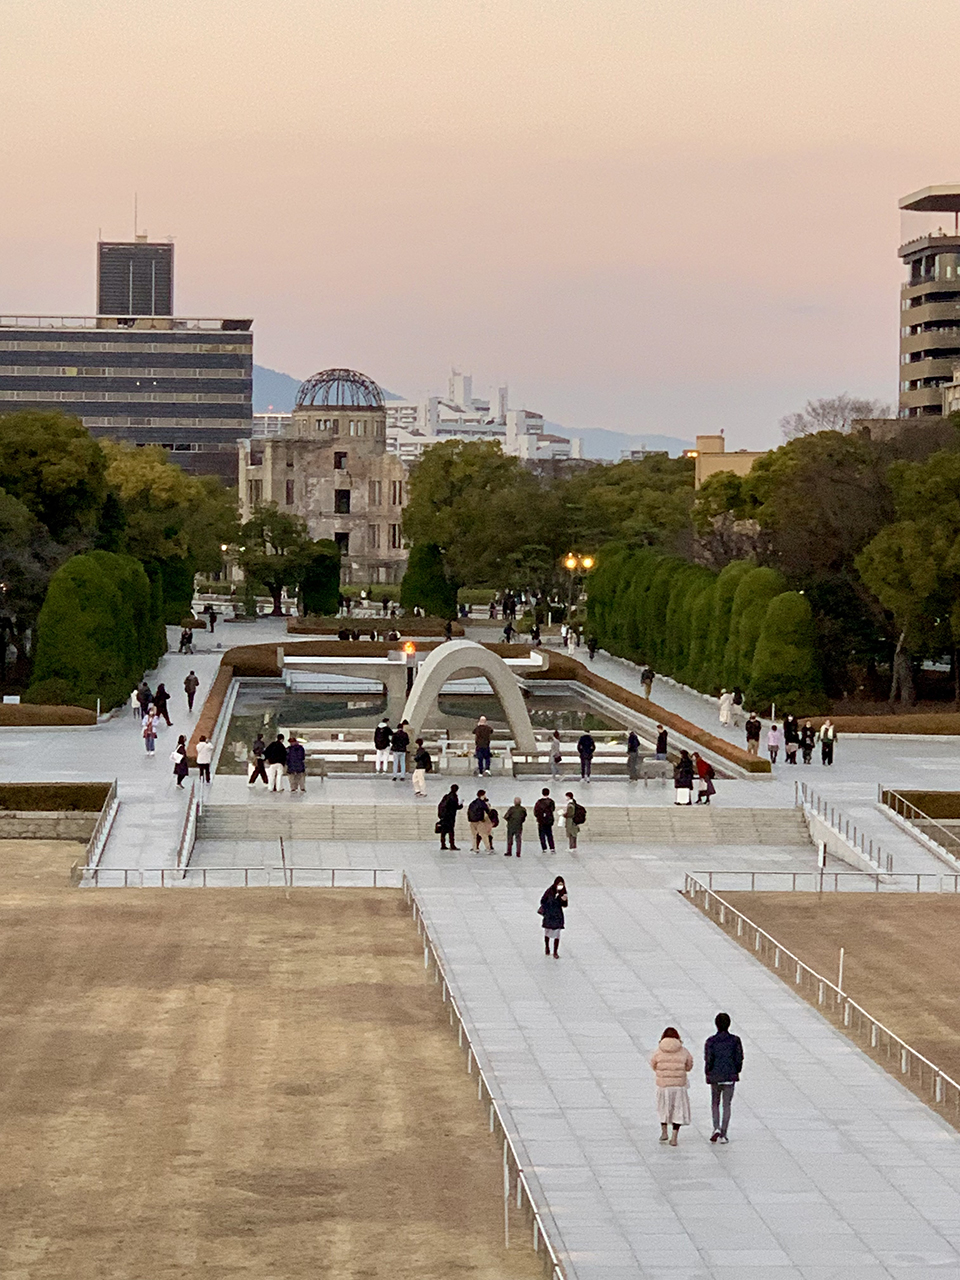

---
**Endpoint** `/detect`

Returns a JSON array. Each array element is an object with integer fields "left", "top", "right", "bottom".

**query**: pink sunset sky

[{"left": 1, "top": 0, "right": 958, "bottom": 447}]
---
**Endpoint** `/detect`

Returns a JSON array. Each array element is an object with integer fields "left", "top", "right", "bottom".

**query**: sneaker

[
  {"left": 718, "top": 1135, "right": 729, "bottom": 1144},
  {"left": 710, "top": 1131, "right": 720, "bottom": 1143}
]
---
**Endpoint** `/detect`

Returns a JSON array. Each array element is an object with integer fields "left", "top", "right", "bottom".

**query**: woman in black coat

[
  {"left": 153, "top": 683, "right": 172, "bottom": 726},
  {"left": 673, "top": 750, "right": 694, "bottom": 805},
  {"left": 172, "top": 734, "right": 189, "bottom": 788},
  {"left": 539, "top": 876, "right": 568, "bottom": 958}
]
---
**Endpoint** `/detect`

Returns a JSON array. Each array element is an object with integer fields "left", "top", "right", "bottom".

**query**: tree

[
  {"left": 557, "top": 454, "right": 695, "bottom": 553},
  {"left": 300, "top": 541, "right": 341, "bottom": 616},
  {"left": 746, "top": 591, "right": 827, "bottom": 714},
  {"left": 238, "top": 503, "right": 317, "bottom": 615},
  {"left": 0, "top": 410, "right": 108, "bottom": 543},
  {"left": 723, "top": 566, "right": 786, "bottom": 690},
  {"left": 0, "top": 487, "right": 63, "bottom": 681},
  {"left": 400, "top": 544, "right": 458, "bottom": 618},
  {"left": 779, "top": 394, "right": 892, "bottom": 440}
]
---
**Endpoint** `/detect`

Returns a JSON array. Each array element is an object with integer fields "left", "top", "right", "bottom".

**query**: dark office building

[{"left": 98, "top": 238, "right": 174, "bottom": 317}]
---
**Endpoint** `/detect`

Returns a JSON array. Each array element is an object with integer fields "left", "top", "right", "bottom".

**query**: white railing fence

[
  {"left": 84, "top": 778, "right": 119, "bottom": 870},
  {"left": 403, "top": 874, "right": 566, "bottom": 1279},
  {"left": 796, "top": 780, "right": 893, "bottom": 872},
  {"left": 684, "top": 874, "right": 960, "bottom": 1130},
  {"left": 85, "top": 866, "right": 401, "bottom": 888},
  {"left": 880, "top": 787, "right": 960, "bottom": 862},
  {"left": 175, "top": 782, "right": 199, "bottom": 872},
  {"left": 693, "top": 869, "right": 960, "bottom": 893}
]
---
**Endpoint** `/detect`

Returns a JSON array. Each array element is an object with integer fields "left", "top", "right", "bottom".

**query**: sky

[{"left": 1, "top": 0, "right": 959, "bottom": 448}]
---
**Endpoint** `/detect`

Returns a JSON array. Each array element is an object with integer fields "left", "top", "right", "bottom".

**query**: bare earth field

[
  {"left": 724, "top": 892, "right": 960, "bottom": 1081},
  {"left": 0, "top": 845, "right": 540, "bottom": 1280}
]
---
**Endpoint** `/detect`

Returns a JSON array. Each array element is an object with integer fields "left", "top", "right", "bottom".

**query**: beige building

[
  {"left": 238, "top": 368, "right": 408, "bottom": 585},
  {"left": 899, "top": 186, "right": 960, "bottom": 419},
  {"left": 692, "top": 435, "right": 766, "bottom": 489}
]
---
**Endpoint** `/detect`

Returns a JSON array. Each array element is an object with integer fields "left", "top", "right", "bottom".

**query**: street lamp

[{"left": 562, "top": 553, "right": 596, "bottom": 616}]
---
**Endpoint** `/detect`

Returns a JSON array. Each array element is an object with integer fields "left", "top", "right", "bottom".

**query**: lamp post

[{"left": 563, "top": 553, "right": 595, "bottom": 618}]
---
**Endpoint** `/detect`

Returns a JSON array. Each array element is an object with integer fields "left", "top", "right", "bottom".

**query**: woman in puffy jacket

[{"left": 650, "top": 1026, "right": 694, "bottom": 1146}]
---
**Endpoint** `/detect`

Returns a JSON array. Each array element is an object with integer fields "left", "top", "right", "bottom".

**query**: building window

[
  {"left": 334, "top": 452, "right": 347, "bottom": 470},
  {"left": 367, "top": 524, "right": 381, "bottom": 549},
  {"left": 250, "top": 448, "right": 264, "bottom": 466},
  {"left": 334, "top": 531, "right": 350, "bottom": 553},
  {"left": 247, "top": 479, "right": 262, "bottom": 506},
  {"left": 286, "top": 479, "right": 295, "bottom": 505},
  {"left": 390, "top": 479, "right": 403, "bottom": 505},
  {"left": 368, "top": 479, "right": 382, "bottom": 506},
  {"left": 389, "top": 523, "right": 403, "bottom": 550},
  {"left": 335, "top": 489, "right": 351, "bottom": 514},
  {"left": 331, "top": 419, "right": 340, "bottom": 435}
]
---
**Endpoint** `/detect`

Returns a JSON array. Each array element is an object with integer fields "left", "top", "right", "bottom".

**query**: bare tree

[{"left": 779, "top": 394, "right": 893, "bottom": 440}]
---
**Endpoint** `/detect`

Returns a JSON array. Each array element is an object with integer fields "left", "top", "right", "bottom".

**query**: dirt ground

[
  {"left": 0, "top": 843, "right": 540, "bottom": 1280},
  {"left": 724, "top": 892, "right": 960, "bottom": 1081}
]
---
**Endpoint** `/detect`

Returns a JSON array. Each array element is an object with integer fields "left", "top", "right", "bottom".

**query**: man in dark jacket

[
  {"left": 577, "top": 732, "right": 596, "bottom": 782},
  {"left": 286, "top": 734, "right": 307, "bottom": 793},
  {"left": 704, "top": 1012, "right": 744, "bottom": 1143},
  {"left": 744, "top": 713, "right": 762, "bottom": 756},
  {"left": 533, "top": 788, "right": 556, "bottom": 852},
  {"left": 373, "top": 719, "right": 392, "bottom": 773},
  {"left": 474, "top": 716, "right": 494, "bottom": 775},
  {"left": 391, "top": 721, "right": 410, "bottom": 781},
  {"left": 437, "top": 784, "right": 462, "bottom": 850},
  {"left": 183, "top": 671, "right": 200, "bottom": 712},
  {"left": 654, "top": 725, "right": 668, "bottom": 760},
  {"left": 248, "top": 732, "right": 268, "bottom": 786},
  {"left": 626, "top": 729, "right": 641, "bottom": 782},
  {"left": 503, "top": 797, "right": 526, "bottom": 857},
  {"left": 264, "top": 733, "right": 288, "bottom": 792}
]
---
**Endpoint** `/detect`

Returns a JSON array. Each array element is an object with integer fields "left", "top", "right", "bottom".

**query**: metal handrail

[
  {"left": 693, "top": 869, "right": 960, "bottom": 893},
  {"left": 85, "top": 866, "right": 401, "bottom": 888},
  {"left": 880, "top": 787, "right": 960, "bottom": 860},
  {"left": 84, "top": 778, "right": 119, "bottom": 870},
  {"left": 796, "top": 780, "right": 891, "bottom": 871},
  {"left": 403, "top": 873, "right": 565, "bottom": 1279},
  {"left": 174, "top": 781, "right": 199, "bottom": 870},
  {"left": 684, "top": 874, "right": 960, "bottom": 1127}
]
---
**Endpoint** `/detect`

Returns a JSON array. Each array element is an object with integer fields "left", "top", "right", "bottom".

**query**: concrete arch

[{"left": 401, "top": 639, "right": 537, "bottom": 752}]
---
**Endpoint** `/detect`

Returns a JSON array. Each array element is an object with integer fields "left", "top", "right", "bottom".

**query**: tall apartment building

[
  {"left": 0, "top": 236, "right": 253, "bottom": 482},
  {"left": 239, "top": 368, "right": 408, "bottom": 585},
  {"left": 899, "top": 186, "right": 960, "bottom": 418}
]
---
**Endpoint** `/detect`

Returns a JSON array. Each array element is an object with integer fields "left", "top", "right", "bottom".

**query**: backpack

[
  {"left": 489, "top": 808, "right": 499, "bottom": 828},
  {"left": 572, "top": 802, "right": 587, "bottom": 826},
  {"left": 467, "top": 799, "right": 487, "bottom": 823}
]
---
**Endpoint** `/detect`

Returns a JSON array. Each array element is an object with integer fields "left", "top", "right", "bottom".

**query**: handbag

[
  {"left": 434, "top": 821, "right": 443, "bottom": 834},
  {"left": 169, "top": 750, "right": 181, "bottom": 763}
]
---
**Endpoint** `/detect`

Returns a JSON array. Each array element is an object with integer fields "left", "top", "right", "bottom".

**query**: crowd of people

[
  {"left": 131, "top": 670, "right": 215, "bottom": 787},
  {"left": 742, "top": 709, "right": 837, "bottom": 766},
  {"left": 435, "top": 784, "right": 588, "bottom": 854}
]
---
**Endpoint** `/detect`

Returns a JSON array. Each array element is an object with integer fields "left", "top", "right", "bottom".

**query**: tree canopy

[{"left": 0, "top": 410, "right": 108, "bottom": 543}]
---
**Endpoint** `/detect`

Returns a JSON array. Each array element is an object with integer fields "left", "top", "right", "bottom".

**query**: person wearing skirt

[{"left": 650, "top": 1026, "right": 694, "bottom": 1146}]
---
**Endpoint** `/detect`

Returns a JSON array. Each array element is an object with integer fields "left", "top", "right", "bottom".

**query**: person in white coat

[{"left": 718, "top": 689, "right": 734, "bottom": 726}]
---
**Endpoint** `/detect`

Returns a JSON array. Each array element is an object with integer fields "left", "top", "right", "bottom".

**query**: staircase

[{"left": 197, "top": 804, "right": 812, "bottom": 846}]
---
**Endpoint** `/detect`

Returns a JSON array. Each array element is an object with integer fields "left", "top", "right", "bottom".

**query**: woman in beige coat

[{"left": 650, "top": 1026, "right": 694, "bottom": 1145}]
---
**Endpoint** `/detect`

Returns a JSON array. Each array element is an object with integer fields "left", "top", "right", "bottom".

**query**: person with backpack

[
  {"left": 391, "top": 720, "right": 410, "bottom": 781},
  {"left": 436, "top": 784, "right": 462, "bottom": 850},
  {"left": 373, "top": 719, "right": 392, "bottom": 773},
  {"left": 534, "top": 788, "right": 556, "bottom": 852},
  {"left": 563, "top": 792, "right": 586, "bottom": 849},
  {"left": 538, "top": 876, "right": 568, "bottom": 958},
  {"left": 467, "top": 789, "right": 495, "bottom": 853},
  {"left": 692, "top": 752, "right": 716, "bottom": 805},
  {"left": 503, "top": 797, "right": 526, "bottom": 857},
  {"left": 641, "top": 665, "right": 655, "bottom": 699},
  {"left": 576, "top": 731, "right": 596, "bottom": 782},
  {"left": 412, "top": 738, "right": 432, "bottom": 797}
]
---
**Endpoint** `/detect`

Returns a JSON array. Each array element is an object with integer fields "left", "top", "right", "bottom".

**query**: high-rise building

[
  {"left": 97, "top": 236, "right": 173, "bottom": 316},
  {"left": 899, "top": 186, "right": 960, "bottom": 418},
  {"left": 0, "top": 237, "right": 252, "bottom": 482}
]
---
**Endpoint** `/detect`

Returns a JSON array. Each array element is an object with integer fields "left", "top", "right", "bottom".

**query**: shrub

[
  {"left": 688, "top": 582, "right": 717, "bottom": 690},
  {"left": 0, "top": 782, "right": 110, "bottom": 811},
  {"left": 710, "top": 561, "right": 753, "bottom": 687},
  {"left": 159, "top": 555, "right": 196, "bottom": 625},
  {"left": 300, "top": 541, "right": 341, "bottom": 616},
  {"left": 400, "top": 544, "right": 458, "bottom": 619},
  {"left": 0, "top": 702, "right": 96, "bottom": 726},
  {"left": 457, "top": 587, "right": 498, "bottom": 606},
  {"left": 747, "top": 591, "right": 828, "bottom": 714},
  {"left": 723, "top": 566, "right": 785, "bottom": 690}
]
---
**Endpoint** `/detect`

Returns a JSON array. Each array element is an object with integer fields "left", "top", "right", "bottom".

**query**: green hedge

[
  {"left": 400, "top": 544, "right": 458, "bottom": 619},
  {"left": 587, "top": 547, "right": 825, "bottom": 714},
  {"left": 0, "top": 782, "right": 111, "bottom": 812}
]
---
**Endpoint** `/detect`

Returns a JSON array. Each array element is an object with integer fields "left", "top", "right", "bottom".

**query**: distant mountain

[
  {"left": 550, "top": 424, "right": 692, "bottom": 461},
  {"left": 253, "top": 365, "right": 402, "bottom": 412}
]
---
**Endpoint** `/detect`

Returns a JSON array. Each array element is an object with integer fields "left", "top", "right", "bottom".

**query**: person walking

[
  {"left": 437, "top": 784, "right": 462, "bottom": 850},
  {"left": 718, "top": 688, "right": 734, "bottom": 726},
  {"left": 783, "top": 714, "right": 799, "bottom": 764},
  {"left": 502, "top": 620, "right": 514, "bottom": 642},
  {"left": 286, "top": 733, "right": 307, "bottom": 793},
  {"left": 766, "top": 722, "right": 783, "bottom": 764},
  {"left": 577, "top": 731, "right": 596, "bottom": 782},
  {"left": 549, "top": 728, "right": 563, "bottom": 779},
  {"left": 183, "top": 670, "right": 200, "bottom": 713},
  {"left": 195, "top": 735, "right": 214, "bottom": 784},
  {"left": 539, "top": 876, "right": 568, "bottom": 957},
  {"left": 373, "top": 719, "right": 392, "bottom": 774},
  {"left": 587, "top": 635, "right": 598, "bottom": 661},
  {"left": 204, "top": 604, "right": 217, "bottom": 635},
  {"left": 248, "top": 732, "right": 269, "bottom": 786},
  {"left": 142, "top": 709, "right": 158, "bottom": 756},
  {"left": 530, "top": 622, "right": 541, "bottom": 647},
  {"left": 137, "top": 680, "right": 153, "bottom": 719},
  {"left": 130, "top": 688, "right": 142, "bottom": 720},
  {"left": 693, "top": 752, "right": 716, "bottom": 804},
  {"left": 818, "top": 718, "right": 837, "bottom": 766},
  {"left": 412, "top": 738, "right": 432, "bottom": 796},
  {"left": 467, "top": 789, "right": 494, "bottom": 853},
  {"left": 391, "top": 721, "right": 410, "bottom": 781},
  {"left": 705, "top": 1012, "right": 744, "bottom": 1144},
  {"left": 171, "top": 734, "right": 189, "bottom": 788},
  {"left": 800, "top": 719, "right": 816, "bottom": 765},
  {"left": 744, "top": 712, "right": 761, "bottom": 757},
  {"left": 153, "top": 683, "right": 172, "bottom": 727},
  {"left": 641, "top": 665, "right": 655, "bottom": 699},
  {"left": 650, "top": 1027, "right": 694, "bottom": 1146},
  {"left": 534, "top": 788, "right": 556, "bottom": 852},
  {"left": 474, "top": 715, "right": 493, "bottom": 776},
  {"left": 504, "top": 797, "right": 526, "bottom": 857},
  {"left": 673, "top": 750, "right": 694, "bottom": 805},
  {"left": 564, "top": 792, "right": 585, "bottom": 850},
  {"left": 627, "top": 728, "right": 642, "bottom": 782},
  {"left": 264, "top": 733, "right": 287, "bottom": 792},
  {"left": 654, "top": 725, "right": 668, "bottom": 760}
]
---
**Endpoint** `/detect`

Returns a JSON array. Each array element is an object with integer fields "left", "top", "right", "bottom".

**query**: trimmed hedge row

[
  {"left": 0, "top": 704, "right": 96, "bottom": 726},
  {"left": 0, "top": 782, "right": 111, "bottom": 812},
  {"left": 588, "top": 547, "right": 828, "bottom": 715}
]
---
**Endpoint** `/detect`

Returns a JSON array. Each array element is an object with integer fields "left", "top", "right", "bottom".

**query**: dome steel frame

[{"left": 295, "top": 367, "right": 384, "bottom": 409}]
